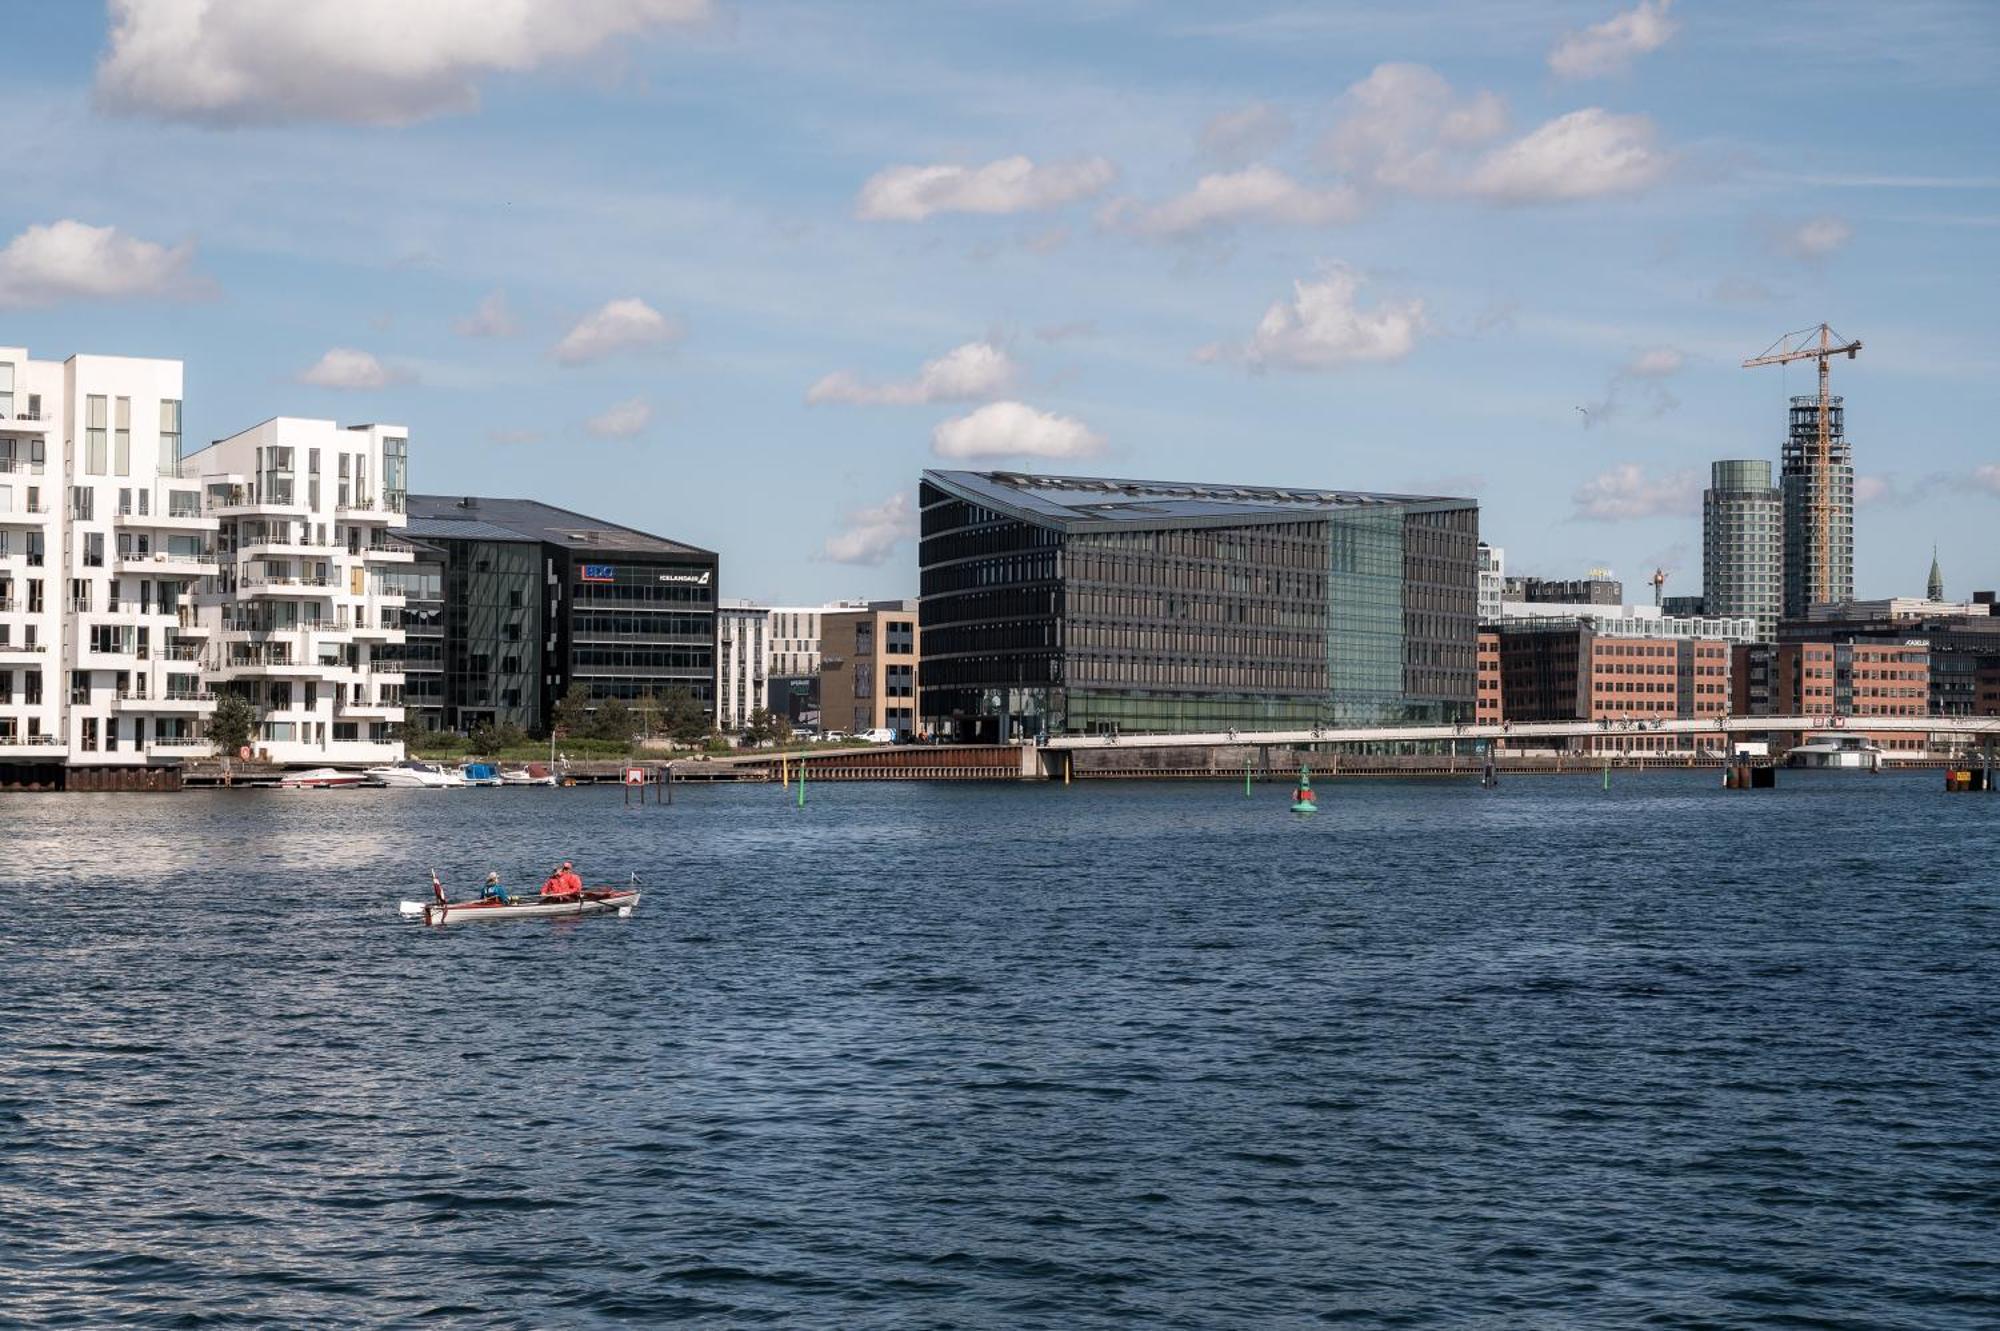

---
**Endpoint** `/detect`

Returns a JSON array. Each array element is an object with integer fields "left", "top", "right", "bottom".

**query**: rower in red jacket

[{"left": 541, "top": 861, "right": 583, "bottom": 901}]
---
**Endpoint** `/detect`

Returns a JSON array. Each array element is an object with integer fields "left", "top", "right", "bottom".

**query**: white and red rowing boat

[{"left": 399, "top": 872, "right": 641, "bottom": 926}]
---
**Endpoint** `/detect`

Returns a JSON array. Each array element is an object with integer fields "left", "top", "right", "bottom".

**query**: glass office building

[
  {"left": 918, "top": 470, "right": 1478, "bottom": 740},
  {"left": 405, "top": 496, "right": 718, "bottom": 731},
  {"left": 1703, "top": 459, "right": 1782, "bottom": 643}
]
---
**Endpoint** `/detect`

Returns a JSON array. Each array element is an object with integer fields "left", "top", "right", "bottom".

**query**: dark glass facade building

[
  {"left": 404, "top": 496, "right": 718, "bottom": 732},
  {"left": 918, "top": 471, "right": 1478, "bottom": 739}
]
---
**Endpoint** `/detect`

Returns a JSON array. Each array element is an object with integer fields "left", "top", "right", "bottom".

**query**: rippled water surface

[{"left": 2, "top": 771, "right": 1997, "bottom": 1328}]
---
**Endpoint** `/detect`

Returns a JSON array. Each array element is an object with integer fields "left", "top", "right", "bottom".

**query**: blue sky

[{"left": 3, "top": 0, "right": 1995, "bottom": 603}]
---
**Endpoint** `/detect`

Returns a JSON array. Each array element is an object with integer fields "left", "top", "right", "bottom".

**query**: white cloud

[
  {"left": 1200, "top": 101, "right": 1293, "bottom": 166},
  {"left": 1571, "top": 464, "right": 1699, "bottom": 520},
  {"left": 808, "top": 341, "right": 1017, "bottom": 406},
  {"left": 1549, "top": 0, "right": 1679, "bottom": 79},
  {"left": 95, "top": 0, "right": 711, "bottom": 126},
  {"left": 1974, "top": 465, "right": 2000, "bottom": 498},
  {"left": 856, "top": 155, "right": 1116, "bottom": 222},
  {"left": 1778, "top": 216, "right": 1854, "bottom": 260},
  {"left": 453, "top": 289, "right": 518, "bottom": 338},
  {"left": 931, "top": 401, "right": 1105, "bottom": 461},
  {"left": 1319, "top": 62, "right": 1508, "bottom": 193},
  {"left": 823, "top": 492, "right": 917, "bottom": 566},
  {"left": 0, "top": 219, "right": 204, "bottom": 308},
  {"left": 297, "top": 348, "right": 405, "bottom": 390},
  {"left": 553, "top": 298, "right": 681, "bottom": 366},
  {"left": 1205, "top": 264, "right": 1426, "bottom": 371},
  {"left": 1119, "top": 166, "right": 1361, "bottom": 236},
  {"left": 1623, "top": 346, "right": 1684, "bottom": 377},
  {"left": 586, "top": 397, "right": 653, "bottom": 439},
  {"left": 1466, "top": 108, "right": 1668, "bottom": 202}
]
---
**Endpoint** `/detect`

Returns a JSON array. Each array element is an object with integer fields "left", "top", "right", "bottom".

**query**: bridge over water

[{"left": 1042, "top": 715, "right": 2000, "bottom": 751}]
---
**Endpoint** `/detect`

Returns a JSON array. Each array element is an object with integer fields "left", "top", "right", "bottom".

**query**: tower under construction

[{"left": 1781, "top": 394, "right": 1854, "bottom": 619}]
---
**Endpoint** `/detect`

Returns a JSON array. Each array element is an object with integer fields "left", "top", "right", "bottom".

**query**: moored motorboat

[
  {"left": 366, "top": 761, "right": 463, "bottom": 788},
  {"left": 459, "top": 762, "right": 504, "bottom": 787},
  {"left": 399, "top": 872, "right": 641, "bottom": 926},
  {"left": 500, "top": 762, "right": 557, "bottom": 786},
  {"left": 279, "top": 766, "right": 367, "bottom": 789},
  {"left": 1786, "top": 734, "right": 1885, "bottom": 770}
]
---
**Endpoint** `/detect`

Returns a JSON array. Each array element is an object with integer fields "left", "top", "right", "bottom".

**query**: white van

[{"left": 857, "top": 727, "right": 898, "bottom": 743}]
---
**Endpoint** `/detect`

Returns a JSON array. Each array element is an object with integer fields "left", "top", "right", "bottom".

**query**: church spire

[{"left": 1928, "top": 546, "right": 1944, "bottom": 601}]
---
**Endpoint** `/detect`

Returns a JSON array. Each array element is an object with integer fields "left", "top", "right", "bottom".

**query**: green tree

[
  {"left": 468, "top": 719, "right": 526, "bottom": 755},
  {"left": 657, "top": 687, "right": 711, "bottom": 745},
  {"left": 550, "top": 683, "right": 592, "bottom": 739},
  {"left": 206, "top": 693, "right": 258, "bottom": 756},
  {"left": 742, "top": 707, "right": 793, "bottom": 747},
  {"left": 587, "top": 697, "right": 637, "bottom": 744}
]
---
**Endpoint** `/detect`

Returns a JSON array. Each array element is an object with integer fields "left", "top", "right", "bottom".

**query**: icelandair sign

[{"left": 579, "top": 562, "right": 711, "bottom": 587}]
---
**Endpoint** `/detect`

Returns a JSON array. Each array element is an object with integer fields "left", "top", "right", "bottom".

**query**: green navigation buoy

[{"left": 1291, "top": 762, "right": 1318, "bottom": 814}]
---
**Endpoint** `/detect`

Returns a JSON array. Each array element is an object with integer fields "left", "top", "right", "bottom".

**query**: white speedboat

[
  {"left": 366, "top": 761, "right": 464, "bottom": 788},
  {"left": 500, "top": 763, "right": 558, "bottom": 786},
  {"left": 1787, "top": 734, "right": 1885, "bottom": 770},
  {"left": 279, "top": 767, "right": 367, "bottom": 789},
  {"left": 459, "top": 762, "right": 504, "bottom": 787}
]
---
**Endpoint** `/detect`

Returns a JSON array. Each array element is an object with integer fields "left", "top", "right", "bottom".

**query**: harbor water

[{"left": 2, "top": 771, "right": 1996, "bottom": 1327}]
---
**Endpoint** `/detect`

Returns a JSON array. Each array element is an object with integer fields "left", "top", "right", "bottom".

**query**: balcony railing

[
  {"left": 0, "top": 457, "right": 43, "bottom": 474},
  {"left": 0, "top": 600, "right": 15, "bottom": 613},
  {"left": 160, "top": 643, "right": 206, "bottom": 661},
  {"left": 239, "top": 573, "right": 333, "bottom": 589},
  {"left": 0, "top": 733, "right": 63, "bottom": 748},
  {"left": 0, "top": 641, "right": 47, "bottom": 653},
  {"left": 0, "top": 408, "right": 46, "bottom": 423}
]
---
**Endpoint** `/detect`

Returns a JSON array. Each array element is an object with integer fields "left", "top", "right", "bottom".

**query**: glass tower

[{"left": 1703, "top": 458, "right": 1782, "bottom": 643}]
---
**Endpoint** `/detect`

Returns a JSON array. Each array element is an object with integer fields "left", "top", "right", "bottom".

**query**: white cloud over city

[
  {"left": 553, "top": 298, "right": 681, "bottom": 366},
  {"left": 1547, "top": 0, "right": 1679, "bottom": 79},
  {"left": 808, "top": 342, "right": 1017, "bottom": 406},
  {"left": 930, "top": 401, "right": 1105, "bottom": 461},
  {"left": 823, "top": 492, "right": 918, "bottom": 565},
  {"left": 95, "top": 0, "right": 712, "bottom": 126},
  {"left": 1203, "top": 264, "right": 1426, "bottom": 371},
  {"left": 0, "top": 220, "right": 206, "bottom": 308},
  {"left": 297, "top": 347, "right": 406, "bottom": 390},
  {"left": 857, "top": 156, "right": 1117, "bottom": 222},
  {"left": 1571, "top": 464, "right": 1700, "bottom": 521}
]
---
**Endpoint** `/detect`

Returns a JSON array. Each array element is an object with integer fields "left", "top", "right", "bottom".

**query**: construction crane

[{"left": 1742, "top": 323, "right": 1862, "bottom": 607}]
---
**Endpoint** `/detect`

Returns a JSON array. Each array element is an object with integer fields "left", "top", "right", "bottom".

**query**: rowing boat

[{"left": 398, "top": 871, "right": 641, "bottom": 926}]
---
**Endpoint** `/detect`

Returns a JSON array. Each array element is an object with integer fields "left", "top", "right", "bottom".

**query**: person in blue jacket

[{"left": 479, "top": 870, "right": 512, "bottom": 905}]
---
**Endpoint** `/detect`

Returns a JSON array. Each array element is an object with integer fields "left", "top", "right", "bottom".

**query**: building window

[
  {"left": 159, "top": 400, "right": 181, "bottom": 465},
  {"left": 114, "top": 397, "right": 131, "bottom": 476},
  {"left": 86, "top": 395, "right": 108, "bottom": 474}
]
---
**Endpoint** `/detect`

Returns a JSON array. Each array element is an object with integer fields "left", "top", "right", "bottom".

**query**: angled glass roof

[{"left": 924, "top": 470, "right": 1472, "bottom": 530}]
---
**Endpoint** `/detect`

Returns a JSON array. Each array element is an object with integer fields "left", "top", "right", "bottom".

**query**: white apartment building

[
  {"left": 182, "top": 418, "right": 412, "bottom": 766},
  {"left": 710, "top": 599, "right": 869, "bottom": 732},
  {"left": 1477, "top": 541, "right": 1505, "bottom": 624},
  {"left": 715, "top": 600, "right": 769, "bottom": 731},
  {"left": 1, "top": 346, "right": 217, "bottom": 768}
]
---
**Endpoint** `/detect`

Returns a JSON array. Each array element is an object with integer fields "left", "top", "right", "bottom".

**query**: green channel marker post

[
  {"left": 1245, "top": 761, "right": 1252, "bottom": 797},
  {"left": 1603, "top": 760, "right": 1611, "bottom": 790},
  {"left": 797, "top": 758, "right": 806, "bottom": 808}
]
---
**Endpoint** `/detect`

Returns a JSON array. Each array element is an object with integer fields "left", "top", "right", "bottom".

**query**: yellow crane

[{"left": 1742, "top": 323, "right": 1861, "bottom": 607}]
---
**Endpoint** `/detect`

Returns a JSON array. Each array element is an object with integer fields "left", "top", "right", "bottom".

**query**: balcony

[
  {"left": 339, "top": 699, "right": 405, "bottom": 719},
  {"left": 359, "top": 538, "right": 418, "bottom": 563},
  {"left": 0, "top": 732, "right": 64, "bottom": 756},
  {"left": 117, "top": 689, "right": 215, "bottom": 712},
  {"left": 116, "top": 548, "right": 221, "bottom": 577},
  {"left": 237, "top": 573, "right": 337, "bottom": 598},
  {"left": 214, "top": 649, "right": 322, "bottom": 677},
  {"left": 0, "top": 641, "right": 49, "bottom": 660},
  {"left": 174, "top": 608, "right": 211, "bottom": 635},
  {"left": 336, "top": 491, "right": 405, "bottom": 519},
  {"left": 145, "top": 738, "right": 212, "bottom": 757},
  {"left": 0, "top": 456, "right": 45, "bottom": 473},
  {"left": 0, "top": 502, "right": 51, "bottom": 525},
  {"left": 0, "top": 410, "right": 51, "bottom": 435},
  {"left": 115, "top": 506, "right": 217, "bottom": 531},
  {"left": 206, "top": 488, "right": 304, "bottom": 518},
  {"left": 238, "top": 538, "right": 337, "bottom": 560}
]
